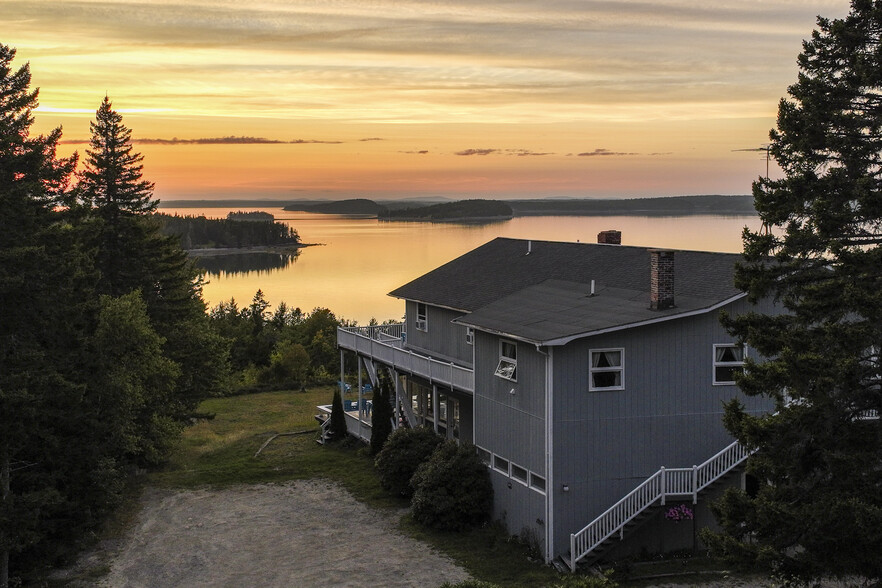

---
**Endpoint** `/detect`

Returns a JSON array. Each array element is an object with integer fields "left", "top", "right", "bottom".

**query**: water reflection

[
  {"left": 193, "top": 250, "right": 300, "bottom": 278},
  {"left": 161, "top": 206, "right": 760, "bottom": 324}
]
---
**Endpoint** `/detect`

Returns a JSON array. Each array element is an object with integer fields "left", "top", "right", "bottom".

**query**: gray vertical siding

[
  {"left": 550, "top": 296, "right": 777, "bottom": 556},
  {"left": 473, "top": 330, "right": 548, "bottom": 552},
  {"left": 404, "top": 300, "right": 473, "bottom": 365}
]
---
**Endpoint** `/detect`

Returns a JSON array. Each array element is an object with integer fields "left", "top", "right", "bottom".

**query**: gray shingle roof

[{"left": 388, "top": 237, "right": 744, "bottom": 344}]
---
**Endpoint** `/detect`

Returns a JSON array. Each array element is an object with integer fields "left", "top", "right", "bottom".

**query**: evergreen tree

[
  {"left": 370, "top": 373, "right": 395, "bottom": 455},
  {"left": 79, "top": 96, "right": 155, "bottom": 215},
  {"left": 76, "top": 98, "right": 228, "bottom": 412},
  {"left": 0, "top": 43, "right": 82, "bottom": 586},
  {"left": 328, "top": 388, "right": 348, "bottom": 442},
  {"left": 703, "top": 2, "right": 882, "bottom": 583}
]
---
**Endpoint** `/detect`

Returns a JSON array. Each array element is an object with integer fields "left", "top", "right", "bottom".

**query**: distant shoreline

[
  {"left": 160, "top": 194, "right": 757, "bottom": 220},
  {"left": 185, "top": 244, "right": 317, "bottom": 257}
]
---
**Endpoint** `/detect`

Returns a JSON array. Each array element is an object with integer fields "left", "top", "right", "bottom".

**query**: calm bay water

[{"left": 161, "top": 206, "right": 759, "bottom": 324}]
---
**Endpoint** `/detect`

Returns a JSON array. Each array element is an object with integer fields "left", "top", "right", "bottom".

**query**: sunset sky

[{"left": 5, "top": 0, "right": 850, "bottom": 201}]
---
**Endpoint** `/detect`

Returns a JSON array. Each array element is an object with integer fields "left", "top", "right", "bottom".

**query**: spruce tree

[
  {"left": 370, "top": 373, "right": 395, "bottom": 455},
  {"left": 703, "top": 2, "right": 882, "bottom": 582},
  {"left": 76, "top": 98, "right": 228, "bottom": 412},
  {"left": 0, "top": 43, "right": 81, "bottom": 587}
]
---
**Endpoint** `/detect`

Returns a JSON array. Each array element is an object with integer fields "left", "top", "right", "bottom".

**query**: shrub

[
  {"left": 375, "top": 426, "right": 444, "bottom": 497},
  {"left": 370, "top": 375, "right": 394, "bottom": 454},
  {"left": 411, "top": 441, "right": 493, "bottom": 531},
  {"left": 328, "top": 388, "right": 348, "bottom": 441}
]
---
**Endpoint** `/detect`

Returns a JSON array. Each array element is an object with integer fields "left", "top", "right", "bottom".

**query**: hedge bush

[
  {"left": 374, "top": 426, "right": 444, "bottom": 497},
  {"left": 411, "top": 440, "right": 493, "bottom": 531}
]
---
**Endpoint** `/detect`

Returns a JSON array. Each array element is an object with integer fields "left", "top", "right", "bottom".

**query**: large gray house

[{"left": 331, "top": 232, "right": 776, "bottom": 568}]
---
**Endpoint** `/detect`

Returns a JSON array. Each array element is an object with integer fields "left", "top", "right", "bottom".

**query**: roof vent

[
  {"left": 597, "top": 230, "right": 621, "bottom": 245},
  {"left": 649, "top": 249, "right": 675, "bottom": 310}
]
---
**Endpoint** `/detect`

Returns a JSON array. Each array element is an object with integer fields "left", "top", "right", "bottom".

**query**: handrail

[
  {"left": 568, "top": 440, "right": 751, "bottom": 571},
  {"left": 340, "top": 323, "right": 404, "bottom": 342},
  {"left": 337, "top": 326, "right": 474, "bottom": 393}
]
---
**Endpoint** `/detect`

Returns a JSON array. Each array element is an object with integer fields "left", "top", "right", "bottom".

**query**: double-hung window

[
  {"left": 495, "top": 340, "right": 517, "bottom": 381},
  {"left": 415, "top": 303, "right": 427, "bottom": 332},
  {"left": 589, "top": 348, "right": 624, "bottom": 391},
  {"left": 713, "top": 344, "right": 745, "bottom": 385}
]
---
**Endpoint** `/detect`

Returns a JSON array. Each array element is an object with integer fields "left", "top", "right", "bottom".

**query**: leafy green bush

[
  {"left": 411, "top": 441, "right": 493, "bottom": 531},
  {"left": 375, "top": 426, "right": 444, "bottom": 497}
]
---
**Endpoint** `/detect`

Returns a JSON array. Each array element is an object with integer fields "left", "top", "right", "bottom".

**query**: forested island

[
  {"left": 155, "top": 212, "right": 301, "bottom": 250},
  {"left": 377, "top": 198, "right": 513, "bottom": 221},
  {"left": 226, "top": 210, "right": 274, "bottom": 222},
  {"left": 283, "top": 198, "right": 386, "bottom": 215}
]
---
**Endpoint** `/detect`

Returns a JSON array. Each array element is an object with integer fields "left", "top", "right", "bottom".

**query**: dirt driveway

[{"left": 96, "top": 481, "right": 471, "bottom": 588}]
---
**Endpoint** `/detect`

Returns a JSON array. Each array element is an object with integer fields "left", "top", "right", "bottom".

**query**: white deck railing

[
  {"left": 337, "top": 325, "right": 474, "bottom": 393},
  {"left": 568, "top": 440, "right": 751, "bottom": 571}
]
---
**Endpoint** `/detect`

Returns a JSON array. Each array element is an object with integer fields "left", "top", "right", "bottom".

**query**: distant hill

[
  {"left": 379, "top": 199, "right": 513, "bottom": 221},
  {"left": 506, "top": 195, "right": 755, "bottom": 216},
  {"left": 284, "top": 198, "right": 386, "bottom": 215}
]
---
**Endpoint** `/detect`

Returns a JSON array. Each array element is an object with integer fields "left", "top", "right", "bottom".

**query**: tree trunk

[{"left": 1, "top": 448, "right": 9, "bottom": 588}]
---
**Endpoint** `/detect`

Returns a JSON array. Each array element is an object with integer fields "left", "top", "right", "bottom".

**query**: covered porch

[{"left": 327, "top": 324, "right": 475, "bottom": 444}]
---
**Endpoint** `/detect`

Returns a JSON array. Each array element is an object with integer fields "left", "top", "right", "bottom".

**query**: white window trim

[
  {"left": 510, "top": 463, "right": 529, "bottom": 487},
  {"left": 493, "top": 454, "right": 510, "bottom": 475},
  {"left": 530, "top": 472, "right": 546, "bottom": 494},
  {"left": 713, "top": 343, "right": 746, "bottom": 386},
  {"left": 415, "top": 302, "right": 427, "bottom": 332},
  {"left": 466, "top": 327, "right": 474, "bottom": 346},
  {"left": 494, "top": 339, "right": 517, "bottom": 381},
  {"left": 589, "top": 347, "right": 624, "bottom": 391}
]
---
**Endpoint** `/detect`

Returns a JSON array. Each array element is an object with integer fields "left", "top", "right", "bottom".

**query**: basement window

[
  {"left": 511, "top": 463, "right": 528, "bottom": 485},
  {"left": 530, "top": 473, "right": 546, "bottom": 493},
  {"left": 714, "top": 344, "right": 745, "bottom": 385},
  {"left": 494, "top": 340, "right": 517, "bottom": 381},
  {"left": 493, "top": 455, "right": 510, "bottom": 475},
  {"left": 589, "top": 348, "right": 624, "bottom": 391}
]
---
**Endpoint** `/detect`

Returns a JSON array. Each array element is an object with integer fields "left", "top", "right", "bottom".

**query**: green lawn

[{"left": 148, "top": 387, "right": 740, "bottom": 588}]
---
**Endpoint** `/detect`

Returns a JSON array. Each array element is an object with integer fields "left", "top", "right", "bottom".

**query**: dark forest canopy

[
  {"left": 226, "top": 210, "right": 274, "bottom": 221},
  {"left": 155, "top": 212, "right": 300, "bottom": 249}
]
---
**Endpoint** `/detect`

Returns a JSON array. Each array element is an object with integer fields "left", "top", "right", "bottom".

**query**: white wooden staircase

[{"left": 563, "top": 441, "right": 751, "bottom": 571}]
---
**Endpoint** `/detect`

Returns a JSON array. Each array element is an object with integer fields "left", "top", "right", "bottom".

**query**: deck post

[
  {"left": 432, "top": 384, "right": 439, "bottom": 433},
  {"left": 339, "top": 349, "right": 345, "bottom": 400},
  {"left": 692, "top": 465, "right": 698, "bottom": 504},
  {"left": 358, "top": 359, "right": 364, "bottom": 437},
  {"left": 660, "top": 467, "right": 666, "bottom": 505},
  {"left": 393, "top": 369, "right": 401, "bottom": 428}
]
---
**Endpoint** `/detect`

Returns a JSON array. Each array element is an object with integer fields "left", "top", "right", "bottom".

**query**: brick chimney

[
  {"left": 649, "top": 249, "right": 675, "bottom": 310},
  {"left": 597, "top": 230, "right": 621, "bottom": 244}
]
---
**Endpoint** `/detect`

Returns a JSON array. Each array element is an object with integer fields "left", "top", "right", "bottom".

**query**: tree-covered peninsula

[{"left": 155, "top": 212, "right": 300, "bottom": 250}]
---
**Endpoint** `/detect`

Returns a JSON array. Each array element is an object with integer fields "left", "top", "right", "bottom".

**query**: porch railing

[
  {"left": 568, "top": 440, "right": 751, "bottom": 571},
  {"left": 337, "top": 325, "right": 474, "bottom": 393}
]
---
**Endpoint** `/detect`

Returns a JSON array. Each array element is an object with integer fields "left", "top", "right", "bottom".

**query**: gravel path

[{"left": 97, "top": 481, "right": 470, "bottom": 588}]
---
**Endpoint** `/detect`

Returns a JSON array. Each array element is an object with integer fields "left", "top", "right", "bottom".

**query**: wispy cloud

[
  {"left": 401, "top": 150, "right": 430, "bottom": 154},
  {"left": 576, "top": 149, "right": 638, "bottom": 157},
  {"left": 359, "top": 137, "right": 384, "bottom": 142},
  {"left": 60, "top": 136, "right": 344, "bottom": 145},
  {"left": 455, "top": 148, "right": 499, "bottom": 156},
  {"left": 289, "top": 138, "right": 344, "bottom": 144}
]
